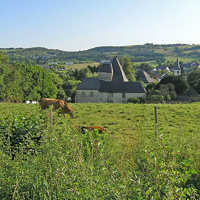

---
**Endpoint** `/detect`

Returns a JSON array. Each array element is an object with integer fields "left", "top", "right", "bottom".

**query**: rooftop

[
  {"left": 98, "top": 63, "right": 113, "bottom": 73},
  {"left": 111, "top": 56, "right": 128, "bottom": 82}
]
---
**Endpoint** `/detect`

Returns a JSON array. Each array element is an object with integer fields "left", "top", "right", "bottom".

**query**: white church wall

[
  {"left": 173, "top": 70, "right": 181, "bottom": 76},
  {"left": 75, "top": 90, "right": 146, "bottom": 103},
  {"left": 75, "top": 90, "right": 100, "bottom": 103}
]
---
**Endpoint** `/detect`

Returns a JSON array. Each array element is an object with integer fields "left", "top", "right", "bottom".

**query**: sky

[{"left": 0, "top": 0, "right": 200, "bottom": 51}]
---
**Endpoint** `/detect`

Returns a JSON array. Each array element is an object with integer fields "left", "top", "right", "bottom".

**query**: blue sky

[{"left": 0, "top": 0, "right": 200, "bottom": 51}]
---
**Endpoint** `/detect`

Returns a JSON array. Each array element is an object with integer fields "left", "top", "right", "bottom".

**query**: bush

[
  {"left": 146, "top": 94, "right": 164, "bottom": 103},
  {"left": 0, "top": 112, "right": 46, "bottom": 160},
  {"left": 127, "top": 97, "right": 141, "bottom": 103},
  {"left": 159, "top": 83, "right": 177, "bottom": 101},
  {"left": 159, "top": 75, "right": 189, "bottom": 95},
  {"left": 188, "top": 69, "right": 200, "bottom": 94}
]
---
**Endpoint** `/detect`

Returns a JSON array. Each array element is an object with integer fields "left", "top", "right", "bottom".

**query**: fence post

[{"left": 154, "top": 106, "right": 158, "bottom": 137}]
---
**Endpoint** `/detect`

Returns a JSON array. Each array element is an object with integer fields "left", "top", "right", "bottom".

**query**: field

[
  {"left": 65, "top": 62, "right": 99, "bottom": 70},
  {"left": 1, "top": 102, "right": 200, "bottom": 199}
]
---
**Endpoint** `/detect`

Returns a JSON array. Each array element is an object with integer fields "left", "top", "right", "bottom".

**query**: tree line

[
  {"left": 0, "top": 52, "right": 88, "bottom": 102},
  {"left": 5, "top": 49, "right": 197, "bottom": 104},
  {"left": 0, "top": 52, "right": 137, "bottom": 103}
]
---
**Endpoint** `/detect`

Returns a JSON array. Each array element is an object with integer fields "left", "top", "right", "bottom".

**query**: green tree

[
  {"left": 159, "top": 83, "right": 177, "bottom": 100},
  {"left": 136, "top": 63, "right": 154, "bottom": 73},
  {"left": 158, "top": 75, "right": 189, "bottom": 95},
  {"left": 188, "top": 69, "right": 200, "bottom": 94},
  {"left": 62, "top": 79, "right": 81, "bottom": 102},
  {"left": 0, "top": 52, "right": 8, "bottom": 64},
  {"left": 0, "top": 61, "right": 59, "bottom": 102},
  {"left": 121, "top": 56, "right": 136, "bottom": 81}
]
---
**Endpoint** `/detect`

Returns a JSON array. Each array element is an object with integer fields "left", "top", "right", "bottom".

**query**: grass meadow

[
  {"left": 66, "top": 62, "right": 99, "bottom": 70},
  {"left": 0, "top": 102, "right": 200, "bottom": 199}
]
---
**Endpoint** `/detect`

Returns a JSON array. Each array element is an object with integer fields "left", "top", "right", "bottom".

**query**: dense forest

[{"left": 1, "top": 43, "right": 200, "bottom": 65}]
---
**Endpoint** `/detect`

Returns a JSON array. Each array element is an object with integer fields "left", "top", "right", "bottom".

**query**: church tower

[
  {"left": 98, "top": 61, "right": 113, "bottom": 81},
  {"left": 173, "top": 57, "right": 181, "bottom": 76}
]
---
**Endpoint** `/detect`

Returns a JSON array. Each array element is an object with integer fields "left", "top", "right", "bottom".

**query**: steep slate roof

[
  {"left": 136, "top": 70, "right": 157, "bottom": 84},
  {"left": 77, "top": 56, "right": 146, "bottom": 94},
  {"left": 99, "top": 81, "right": 145, "bottom": 93},
  {"left": 77, "top": 78, "right": 100, "bottom": 90},
  {"left": 112, "top": 56, "right": 128, "bottom": 82},
  {"left": 98, "top": 62, "right": 113, "bottom": 73},
  {"left": 77, "top": 78, "right": 145, "bottom": 93},
  {"left": 156, "top": 65, "right": 170, "bottom": 71}
]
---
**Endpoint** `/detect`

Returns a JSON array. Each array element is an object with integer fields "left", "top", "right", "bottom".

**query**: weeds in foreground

[{"left": 0, "top": 103, "right": 200, "bottom": 199}]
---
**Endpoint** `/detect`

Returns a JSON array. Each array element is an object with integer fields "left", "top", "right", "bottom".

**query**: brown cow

[
  {"left": 76, "top": 126, "right": 106, "bottom": 134},
  {"left": 39, "top": 98, "right": 74, "bottom": 118}
]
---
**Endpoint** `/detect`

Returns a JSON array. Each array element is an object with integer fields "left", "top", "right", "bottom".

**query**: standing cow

[{"left": 39, "top": 98, "right": 74, "bottom": 118}]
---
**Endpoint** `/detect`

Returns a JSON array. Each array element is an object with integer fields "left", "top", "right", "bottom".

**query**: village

[
  {"left": 75, "top": 56, "right": 200, "bottom": 103},
  {"left": 2, "top": 0, "right": 200, "bottom": 198}
]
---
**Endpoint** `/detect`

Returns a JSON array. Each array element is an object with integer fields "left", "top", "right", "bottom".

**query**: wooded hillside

[{"left": 1, "top": 43, "right": 200, "bottom": 65}]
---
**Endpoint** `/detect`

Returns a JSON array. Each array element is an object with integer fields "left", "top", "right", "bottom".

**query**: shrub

[
  {"left": 0, "top": 112, "right": 46, "bottom": 160},
  {"left": 147, "top": 94, "right": 164, "bottom": 103},
  {"left": 188, "top": 69, "right": 200, "bottom": 94},
  {"left": 159, "top": 75, "right": 189, "bottom": 95},
  {"left": 127, "top": 97, "right": 141, "bottom": 104}
]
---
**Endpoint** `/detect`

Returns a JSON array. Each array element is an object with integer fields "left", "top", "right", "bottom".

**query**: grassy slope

[
  {"left": 66, "top": 62, "right": 99, "bottom": 70},
  {"left": 1, "top": 102, "right": 200, "bottom": 199},
  {"left": 72, "top": 103, "right": 200, "bottom": 136},
  {"left": 1, "top": 102, "right": 199, "bottom": 141}
]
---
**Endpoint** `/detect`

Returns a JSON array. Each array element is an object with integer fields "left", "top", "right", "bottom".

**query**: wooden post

[
  {"left": 154, "top": 106, "right": 158, "bottom": 136},
  {"left": 42, "top": 71, "right": 45, "bottom": 98}
]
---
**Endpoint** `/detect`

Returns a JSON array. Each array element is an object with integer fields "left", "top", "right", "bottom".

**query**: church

[{"left": 75, "top": 56, "right": 146, "bottom": 103}]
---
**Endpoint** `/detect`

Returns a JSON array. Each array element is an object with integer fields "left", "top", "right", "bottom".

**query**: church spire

[{"left": 176, "top": 57, "right": 180, "bottom": 69}]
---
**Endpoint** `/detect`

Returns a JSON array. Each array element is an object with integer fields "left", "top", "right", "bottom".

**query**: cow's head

[{"left": 63, "top": 102, "right": 74, "bottom": 118}]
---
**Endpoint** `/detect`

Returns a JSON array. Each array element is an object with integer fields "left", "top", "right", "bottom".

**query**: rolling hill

[{"left": 1, "top": 43, "right": 200, "bottom": 65}]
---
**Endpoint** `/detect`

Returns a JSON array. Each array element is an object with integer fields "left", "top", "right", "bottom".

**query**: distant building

[
  {"left": 65, "top": 62, "right": 73, "bottom": 66},
  {"left": 75, "top": 56, "right": 146, "bottom": 103},
  {"left": 182, "top": 62, "right": 199, "bottom": 74},
  {"left": 100, "top": 60, "right": 111, "bottom": 64},
  {"left": 170, "top": 58, "right": 181, "bottom": 76},
  {"left": 153, "top": 66, "right": 170, "bottom": 72},
  {"left": 48, "top": 62, "right": 58, "bottom": 65},
  {"left": 136, "top": 70, "right": 157, "bottom": 86}
]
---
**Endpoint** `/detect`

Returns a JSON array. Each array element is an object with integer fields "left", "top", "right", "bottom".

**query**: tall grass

[{"left": 0, "top": 103, "right": 200, "bottom": 199}]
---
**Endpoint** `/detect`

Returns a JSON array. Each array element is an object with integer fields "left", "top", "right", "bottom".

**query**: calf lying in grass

[{"left": 76, "top": 126, "right": 106, "bottom": 134}]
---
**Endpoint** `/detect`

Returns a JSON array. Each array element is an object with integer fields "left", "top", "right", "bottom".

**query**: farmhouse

[{"left": 75, "top": 56, "right": 146, "bottom": 103}]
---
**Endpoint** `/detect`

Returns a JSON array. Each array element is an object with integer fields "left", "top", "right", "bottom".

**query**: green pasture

[
  {"left": 1, "top": 102, "right": 200, "bottom": 199},
  {"left": 165, "top": 56, "right": 197, "bottom": 63},
  {"left": 66, "top": 62, "right": 99, "bottom": 70}
]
